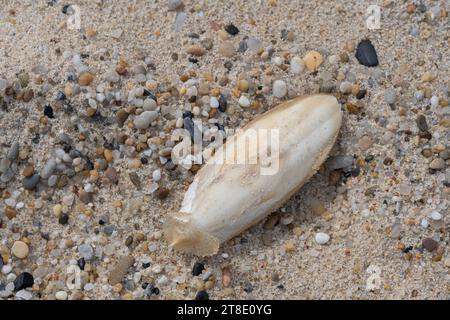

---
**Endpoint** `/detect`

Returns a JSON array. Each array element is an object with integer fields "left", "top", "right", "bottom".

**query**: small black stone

[
  {"left": 195, "top": 290, "right": 209, "bottom": 300},
  {"left": 415, "top": 114, "right": 428, "bottom": 132},
  {"left": 98, "top": 219, "right": 105, "bottom": 225},
  {"left": 218, "top": 94, "right": 227, "bottom": 112},
  {"left": 188, "top": 57, "right": 199, "bottom": 64},
  {"left": 356, "top": 89, "right": 367, "bottom": 99},
  {"left": 14, "top": 272, "right": 34, "bottom": 291},
  {"left": 58, "top": 213, "right": 69, "bottom": 225},
  {"left": 192, "top": 262, "right": 205, "bottom": 276},
  {"left": 142, "top": 282, "right": 149, "bottom": 289},
  {"left": 188, "top": 95, "right": 197, "bottom": 103},
  {"left": 224, "top": 61, "right": 233, "bottom": 70},
  {"left": 142, "top": 262, "right": 151, "bottom": 269},
  {"left": 403, "top": 246, "right": 413, "bottom": 253},
  {"left": 152, "top": 287, "right": 160, "bottom": 295},
  {"left": 44, "top": 105, "right": 54, "bottom": 118},
  {"left": 77, "top": 257, "right": 86, "bottom": 270},
  {"left": 140, "top": 157, "right": 149, "bottom": 165},
  {"left": 183, "top": 117, "right": 195, "bottom": 140},
  {"left": 355, "top": 40, "right": 379, "bottom": 67},
  {"left": 224, "top": 24, "right": 239, "bottom": 35},
  {"left": 365, "top": 154, "right": 374, "bottom": 162}
]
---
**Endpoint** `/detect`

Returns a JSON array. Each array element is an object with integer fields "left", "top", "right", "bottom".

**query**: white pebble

[
  {"left": 430, "top": 210, "right": 442, "bottom": 221},
  {"left": 339, "top": 81, "right": 352, "bottom": 94},
  {"left": 143, "top": 98, "right": 157, "bottom": 111},
  {"left": 134, "top": 111, "right": 158, "bottom": 129},
  {"left": 430, "top": 96, "right": 439, "bottom": 107},
  {"left": 272, "top": 80, "right": 287, "bottom": 98},
  {"left": 210, "top": 96, "right": 219, "bottom": 108},
  {"left": 238, "top": 95, "right": 250, "bottom": 108},
  {"left": 152, "top": 169, "right": 161, "bottom": 181},
  {"left": 2, "top": 265, "right": 13, "bottom": 274},
  {"left": 272, "top": 56, "right": 283, "bottom": 66},
  {"left": 55, "top": 291, "right": 68, "bottom": 300},
  {"left": 420, "top": 218, "right": 429, "bottom": 228},
  {"left": 290, "top": 57, "right": 305, "bottom": 74},
  {"left": 315, "top": 232, "right": 330, "bottom": 245}
]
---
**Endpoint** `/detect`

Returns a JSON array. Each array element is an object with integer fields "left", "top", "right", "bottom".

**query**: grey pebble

[
  {"left": 6, "top": 143, "right": 20, "bottom": 161},
  {"left": 0, "top": 168, "right": 14, "bottom": 183},
  {"left": 22, "top": 174, "right": 40, "bottom": 190},
  {"left": 40, "top": 159, "right": 57, "bottom": 179},
  {"left": 78, "top": 244, "right": 94, "bottom": 261},
  {"left": 134, "top": 111, "right": 158, "bottom": 129}
]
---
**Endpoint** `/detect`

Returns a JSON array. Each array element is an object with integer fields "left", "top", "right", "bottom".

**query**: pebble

[
  {"left": 13, "top": 272, "right": 34, "bottom": 291},
  {"left": 416, "top": 114, "right": 429, "bottom": 132},
  {"left": 339, "top": 81, "right": 353, "bottom": 94},
  {"left": 246, "top": 37, "right": 262, "bottom": 52},
  {"left": 210, "top": 96, "right": 219, "bottom": 108},
  {"left": 430, "top": 96, "right": 439, "bottom": 107},
  {"left": 430, "top": 211, "right": 442, "bottom": 221},
  {"left": 238, "top": 95, "right": 250, "bottom": 107},
  {"left": 421, "top": 218, "right": 429, "bottom": 228},
  {"left": 290, "top": 57, "right": 305, "bottom": 74},
  {"left": 315, "top": 232, "right": 330, "bottom": 245},
  {"left": 55, "top": 291, "right": 68, "bottom": 300},
  {"left": 143, "top": 98, "right": 157, "bottom": 111},
  {"left": 186, "top": 45, "right": 206, "bottom": 56},
  {"left": 105, "top": 167, "right": 118, "bottom": 183},
  {"left": 11, "top": 241, "right": 29, "bottom": 259},
  {"left": 22, "top": 173, "right": 41, "bottom": 190},
  {"left": 192, "top": 262, "right": 205, "bottom": 276},
  {"left": 422, "top": 238, "right": 438, "bottom": 252},
  {"left": 109, "top": 256, "right": 135, "bottom": 285},
  {"left": 429, "top": 158, "right": 445, "bottom": 170},
  {"left": 303, "top": 51, "right": 323, "bottom": 72},
  {"left": 218, "top": 42, "right": 236, "bottom": 58},
  {"left": 384, "top": 88, "right": 397, "bottom": 104},
  {"left": 358, "top": 136, "right": 373, "bottom": 151},
  {"left": 152, "top": 169, "right": 161, "bottom": 181},
  {"left": 134, "top": 111, "right": 158, "bottom": 129},
  {"left": 218, "top": 95, "right": 227, "bottom": 112},
  {"left": 224, "top": 24, "right": 239, "bottom": 35},
  {"left": 272, "top": 80, "right": 287, "bottom": 98},
  {"left": 15, "top": 289, "right": 33, "bottom": 300},
  {"left": 40, "top": 159, "right": 56, "bottom": 179},
  {"left": 105, "top": 70, "right": 120, "bottom": 83},
  {"left": 78, "top": 244, "right": 94, "bottom": 261},
  {"left": 156, "top": 188, "right": 170, "bottom": 200},
  {"left": 6, "top": 143, "right": 20, "bottom": 161},
  {"left": 355, "top": 39, "right": 379, "bottom": 67},
  {"left": 78, "top": 72, "right": 94, "bottom": 86}
]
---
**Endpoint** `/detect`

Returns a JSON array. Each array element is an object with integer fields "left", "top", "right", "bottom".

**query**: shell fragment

[{"left": 164, "top": 94, "right": 342, "bottom": 256}]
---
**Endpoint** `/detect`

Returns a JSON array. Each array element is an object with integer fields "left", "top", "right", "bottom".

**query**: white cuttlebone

[{"left": 164, "top": 94, "right": 343, "bottom": 256}]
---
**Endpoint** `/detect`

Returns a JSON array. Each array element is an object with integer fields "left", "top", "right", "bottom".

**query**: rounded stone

[
  {"left": 272, "top": 80, "right": 287, "bottom": 98},
  {"left": 315, "top": 232, "right": 330, "bottom": 245},
  {"left": 134, "top": 111, "right": 158, "bottom": 129},
  {"left": 11, "top": 241, "right": 29, "bottom": 259},
  {"left": 40, "top": 159, "right": 57, "bottom": 179},
  {"left": 22, "top": 174, "right": 40, "bottom": 190}
]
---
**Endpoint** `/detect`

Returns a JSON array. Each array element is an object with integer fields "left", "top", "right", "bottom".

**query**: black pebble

[
  {"left": 188, "top": 57, "right": 199, "bottom": 64},
  {"left": 218, "top": 95, "right": 227, "bottom": 112},
  {"left": 195, "top": 291, "right": 209, "bottom": 300},
  {"left": 44, "top": 105, "right": 54, "bottom": 118},
  {"left": 192, "top": 262, "right": 205, "bottom": 276},
  {"left": 77, "top": 257, "right": 86, "bottom": 270},
  {"left": 142, "top": 262, "right": 151, "bottom": 269},
  {"left": 225, "top": 24, "right": 239, "bottom": 35},
  {"left": 58, "top": 213, "right": 69, "bottom": 225},
  {"left": 355, "top": 40, "right": 379, "bottom": 67},
  {"left": 356, "top": 89, "right": 367, "bottom": 99},
  {"left": 14, "top": 272, "right": 34, "bottom": 291},
  {"left": 224, "top": 61, "right": 233, "bottom": 70}
]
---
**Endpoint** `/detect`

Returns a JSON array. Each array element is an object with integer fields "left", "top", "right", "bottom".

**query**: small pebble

[
  {"left": 78, "top": 244, "right": 94, "bottom": 261},
  {"left": 272, "top": 80, "right": 287, "bottom": 98},
  {"left": 315, "top": 232, "right": 330, "bottom": 245},
  {"left": 355, "top": 39, "right": 379, "bottom": 67},
  {"left": 238, "top": 95, "right": 250, "bottom": 107},
  {"left": 109, "top": 256, "right": 135, "bottom": 285},
  {"left": 422, "top": 238, "right": 438, "bottom": 252},
  {"left": 134, "top": 111, "right": 158, "bottom": 129},
  {"left": 430, "top": 211, "right": 442, "bottom": 221},
  {"left": 13, "top": 272, "right": 34, "bottom": 291},
  {"left": 55, "top": 291, "right": 68, "bottom": 300},
  {"left": 11, "top": 241, "right": 29, "bottom": 259}
]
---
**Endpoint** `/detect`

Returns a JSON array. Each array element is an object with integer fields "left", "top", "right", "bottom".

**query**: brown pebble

[
  {"left": 5, "top": 207, "right": 17, "bottom": 219},
  {"left": 222, "top": 267, "right": 232, "bottom": 288},
  {"left": 186, "top": 45, "right": 206, "bottom": 56},
  {"left": 422, "top": 238, "right": 438, "bottom": 252},
  {"left": 78, "top": 190, "right": 93, "bottom": 204},
  {"left": 109, "top": 256, "right": 135, "bottom": 285},
  {"left": 128, "top": 172, "right": 141, "bottom": 189},
  {"left": 22, "top": 164, "right": 34, "bottom": 177},
  {"left": 263, "top": 214, "right": 279, "bottom": 230},
  {"left": 156, "top": 188, "right": 170, "bottom": 200},
  {"left": 116, "top": 64, "right": 128, "bottom": 76},
  {"left": 116, "top": 110, "right": 129, "bottom": 127},
  {"left": 105, "top": 167, "right": 118, "bottom": 183},
  {"left": 22, "top": 89, "right": 34, "bottom": 102},
  {"left": 218, "top": 42, "right": 236, "bottom": 58},
  {"left": 78, "top": 72, "right": 94, "bottom": 86}
]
